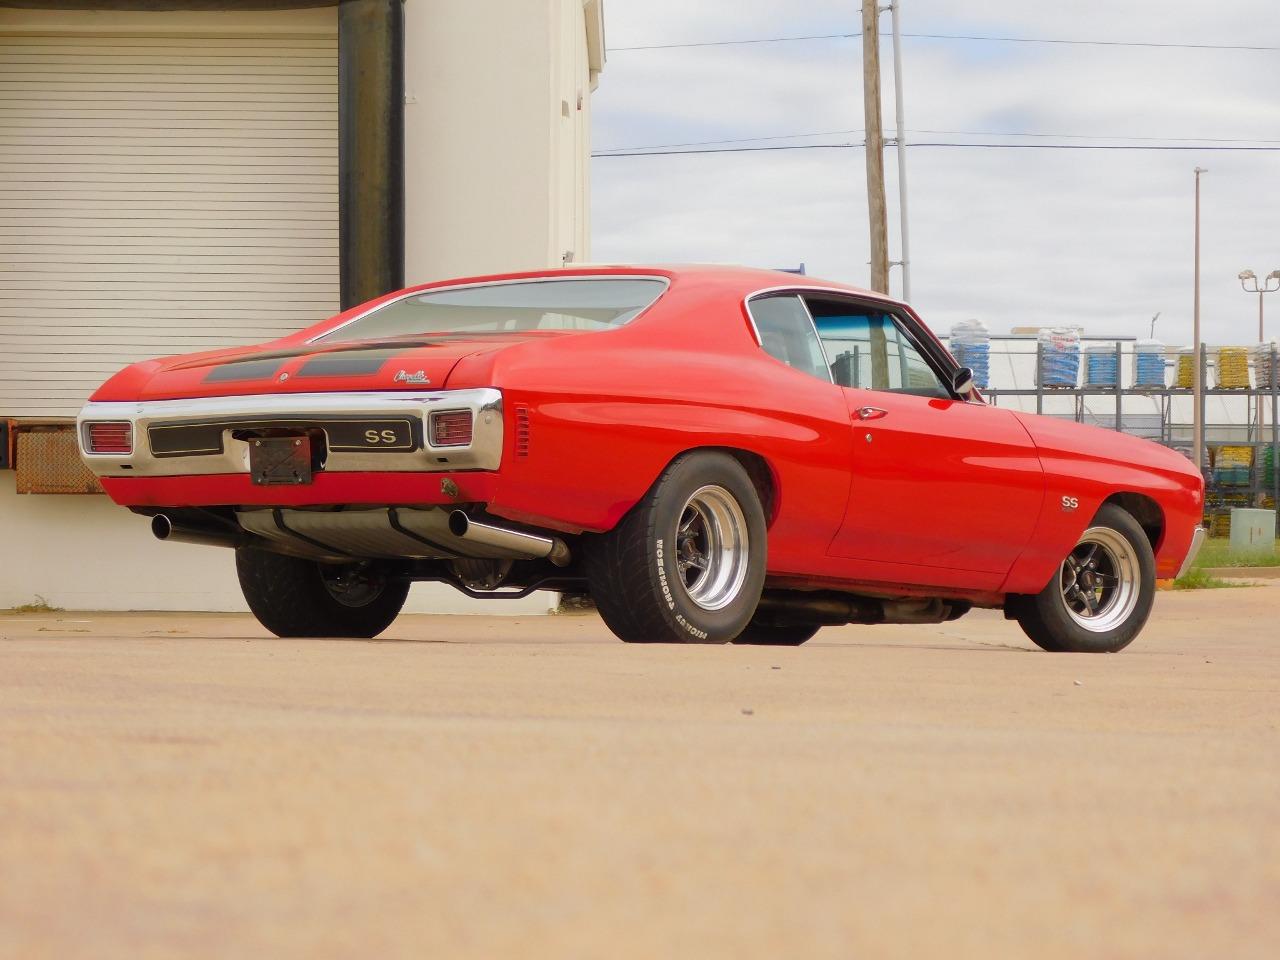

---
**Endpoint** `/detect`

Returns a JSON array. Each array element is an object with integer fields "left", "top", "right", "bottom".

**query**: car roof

[{"left": 398, "top": 263, "right": 906, "bottom": 309}]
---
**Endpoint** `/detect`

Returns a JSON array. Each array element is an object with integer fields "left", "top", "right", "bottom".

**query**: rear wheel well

[
  {"left": 1101, "top": 492, "right": 1164, "bottom": 553},
  {"left": 658, "top": 447, "right": 776, "bottom": 526}
]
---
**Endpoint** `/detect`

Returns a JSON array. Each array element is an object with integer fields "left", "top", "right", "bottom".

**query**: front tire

[
  {"left": 236, "top": 548, "right": 409, "bottom": 638},
  {"left": 585, "top": 451, "right": 767, "bottom": 643},
  {"left": 1010, "top": 504, "right": 1155, "bottom": 653}
]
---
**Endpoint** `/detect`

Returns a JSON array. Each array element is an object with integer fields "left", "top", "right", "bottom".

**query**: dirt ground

[{"left": 2, "top": 584, "right": 1277, "bottom": 960}]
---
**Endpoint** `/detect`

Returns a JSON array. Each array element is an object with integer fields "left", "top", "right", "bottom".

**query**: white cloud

[{"left": 591, "top": 0, "right": 1280, "bottom": 346}]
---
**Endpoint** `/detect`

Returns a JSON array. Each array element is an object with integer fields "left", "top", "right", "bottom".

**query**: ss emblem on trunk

[{"left": 365, "top": 429, "right": 400, "bottom": 444}]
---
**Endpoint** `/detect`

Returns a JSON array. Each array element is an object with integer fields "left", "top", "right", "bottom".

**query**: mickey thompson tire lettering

[{"left": 584, "top": 451, "right": 767, "bottom": 644}]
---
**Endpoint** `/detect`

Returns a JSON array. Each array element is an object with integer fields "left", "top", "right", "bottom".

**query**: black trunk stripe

[
  {"left": 203, "top": 358, "right": 286, "bottom": 383},
  {"left": 294, "top": 347, "right": 408, "bottom": 378}
]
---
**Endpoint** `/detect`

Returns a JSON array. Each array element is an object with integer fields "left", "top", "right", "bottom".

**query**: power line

[
  {"left": 592, "top": 142, "right": 1280, "bottom": 158},
  {"left": 609, "top": 33, "right": 856, "bottom": 51},
  {"left": 906, "top": 31, "right": 1280, "bottom": 51},
  {"left": 595, "top": 129, "right": 1280, "bottom": 154},
  {"left": 595, "top": 144, "right": 861, "bottom": 158},
  {"left": 912, "top": 142, "right": 1280, "bottom": 151},
  {"left": 595, "top": 129, "right": 864, "bottom": 153},
  {"left": 910, "top": 128, "right": 1280, "bottom": 144},
  {"left": 608, "top": 31, "right": 1280, "bottom": 53}
]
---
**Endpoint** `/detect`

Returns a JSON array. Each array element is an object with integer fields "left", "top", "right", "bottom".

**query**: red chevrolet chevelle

[{"left": 78, "top": 265, "right": 1204, "bottom": 651}]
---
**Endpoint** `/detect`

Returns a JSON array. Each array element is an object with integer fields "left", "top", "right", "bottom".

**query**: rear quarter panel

[{"left": 447, "top": 276, "right": 856, "bottom": 575}]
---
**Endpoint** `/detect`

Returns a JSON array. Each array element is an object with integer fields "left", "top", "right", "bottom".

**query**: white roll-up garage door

[{"left": 0, "top": 25, "right": 338, "bottom": 417}]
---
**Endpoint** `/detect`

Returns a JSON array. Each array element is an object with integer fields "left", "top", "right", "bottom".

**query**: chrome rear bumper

[{"left": 77, "top": 389, "right": 502, "bottom": 477}]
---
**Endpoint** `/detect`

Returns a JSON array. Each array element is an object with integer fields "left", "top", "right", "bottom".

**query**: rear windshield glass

[{"left": 317, "top": 277, "right": 668, "bottom": 342}]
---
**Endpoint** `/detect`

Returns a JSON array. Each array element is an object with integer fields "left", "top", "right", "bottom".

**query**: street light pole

[
  {"left": 1237, "top": 268, "right": 1280, "bottom": 343},
  {"left": 1192, "top": 167, "right": 1206, "bottom": 478},
  {"left": 888, "top": 0, "right": 911, "bottom": 302}
]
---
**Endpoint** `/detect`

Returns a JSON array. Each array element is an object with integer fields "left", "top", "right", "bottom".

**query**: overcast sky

[{"left": 590, "top": 0, "right": 1280, "bottom": 346}]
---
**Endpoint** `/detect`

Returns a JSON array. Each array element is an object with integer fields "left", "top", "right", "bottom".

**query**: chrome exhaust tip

[
  {"left": 151, "top": 513, "right": 247, "bottom": 550},
  {"left": 448, "top": 511, "right": 571, "bottom": 567}
]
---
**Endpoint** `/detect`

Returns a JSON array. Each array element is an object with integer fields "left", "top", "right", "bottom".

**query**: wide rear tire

[
  {"left": 236, "top": 548, "right": 408, "bottom": 639},
  {"left": 1010, "top": 504, "right": 1155, "bottom": 653},
  {"left": 585, "top": 451, "right": 767, "bottom": 644}
]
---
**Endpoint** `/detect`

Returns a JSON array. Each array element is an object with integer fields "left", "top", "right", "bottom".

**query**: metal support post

[{"left": 1114, "top": 340, "right": 1123, "bottom": 431}]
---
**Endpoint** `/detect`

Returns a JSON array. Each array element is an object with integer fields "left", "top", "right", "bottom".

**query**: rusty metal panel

[{"left": 15, "top": 428, "right": 102, "bottom": 495}]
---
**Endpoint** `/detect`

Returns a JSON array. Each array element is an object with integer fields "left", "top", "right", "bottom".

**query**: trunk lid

[{"left": 134, "top": 333, "right": 541, "bottom": 400}]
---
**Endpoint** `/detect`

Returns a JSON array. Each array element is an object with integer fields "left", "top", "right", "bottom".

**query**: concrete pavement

[{"left": 2, "top": 584, "right": 1277, "bottom": 959}]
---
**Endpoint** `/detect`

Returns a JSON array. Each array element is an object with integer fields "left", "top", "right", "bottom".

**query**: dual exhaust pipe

[
  {"left": 152, "top": 510, "right": 570, "bottom": 567},
  {"left": 446, "top": 511, "right": 570, "bottom": 566},
  {"left": 152, "top": 513, "right": 245, "bottom": 550}
]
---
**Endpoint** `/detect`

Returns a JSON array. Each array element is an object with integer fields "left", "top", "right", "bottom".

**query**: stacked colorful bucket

[
  {"left": 1214, "top": 445, "right": 1253, "bottom": 487},
  {"left": 949, "top": 320, "right": 990, "bottom": 389},
  {"left": 1209, "top": 512, "right": 1232, "bottom": 538},
  {"left": 1133, "top": 340, "right": 1166, "bottom": 388},
  {"left": 1255, "top": 342, "right": 1279, "bottom": 390},
  {"left": 1085, "top": 344, "right": 1119, "bottom": 387},
  {"left": 1175, "top": 351, "right": 1197, "bottom": 389},
  {"left": 1037, "top": 327, "right": 1081, "bottom": 387},
  {"left": 1215, "top": 347, "right": 1251, "bottom": 389}
]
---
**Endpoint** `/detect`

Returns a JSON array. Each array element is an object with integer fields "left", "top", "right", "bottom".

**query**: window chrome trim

[
  {"left": 751, "top": 285, "right": 962, "bottom": 401},
  {"left": 796, "top": 295, "right": 836, "bottom": 383},
  {"left": 742, "top": 290, "right": 835, "bottom": 385},
  {"left": 309, "top": 273, "right": 673, "bottom": 344}
]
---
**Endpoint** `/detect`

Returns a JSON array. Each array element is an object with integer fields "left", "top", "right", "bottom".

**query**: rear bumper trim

[{"left": 77, "top": 389, "right": 502, "bottom": 477}]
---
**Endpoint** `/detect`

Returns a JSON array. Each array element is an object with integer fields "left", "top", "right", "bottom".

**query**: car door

[{"left": 806, "top": 297, "right": 1045, "bottom": 579}]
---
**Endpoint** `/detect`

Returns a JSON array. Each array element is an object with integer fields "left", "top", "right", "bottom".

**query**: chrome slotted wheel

[
  {"left": 1059, "top": 526, "right": 1140, "bottom": 633},
  {"left": 674, "top": 484, "right": 750, "bottom": 611}
]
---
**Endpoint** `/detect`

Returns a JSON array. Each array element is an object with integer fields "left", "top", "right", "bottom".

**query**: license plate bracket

[{"left": 249, "top": 435, "right": 312, "bottom": 485}]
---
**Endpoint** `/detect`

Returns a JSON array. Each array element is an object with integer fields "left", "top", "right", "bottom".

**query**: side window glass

[
  {"left": 747, "top": 295, "right": 832, "bottom": 383},
  {"left": 809, "top": 302, "right": 948, "bottom": 398}
]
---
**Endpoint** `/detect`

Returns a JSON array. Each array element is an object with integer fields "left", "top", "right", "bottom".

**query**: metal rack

[{"left": 980, "top": 342, "right": 1280, "bottom": 518}]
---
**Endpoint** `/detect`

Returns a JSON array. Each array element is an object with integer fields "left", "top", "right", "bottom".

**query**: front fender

[{"left": 1001, "top": 416, "right": 1204, "bottom": 592}]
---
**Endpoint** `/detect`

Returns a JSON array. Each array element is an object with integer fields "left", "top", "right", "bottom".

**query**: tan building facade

[{"left": 0, "top": 0, "right": 604, "bottom": 612}]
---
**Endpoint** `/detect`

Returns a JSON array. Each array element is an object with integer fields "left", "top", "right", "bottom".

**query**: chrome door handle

[{"left": 855, "top": 406, "right": 888, "bottom": 421}]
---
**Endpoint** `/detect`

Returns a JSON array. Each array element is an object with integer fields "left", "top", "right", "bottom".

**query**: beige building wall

[
  {"left": 0, "top": 0, "right": 602, "bottom": 614},
  {"left": 403, "top": 0, "right": 602, "bottom": 283}
]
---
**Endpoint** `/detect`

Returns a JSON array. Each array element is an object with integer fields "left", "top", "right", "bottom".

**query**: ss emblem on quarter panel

[{"left": 1061, "top": 495, "right": 1079, "bottom": 511}]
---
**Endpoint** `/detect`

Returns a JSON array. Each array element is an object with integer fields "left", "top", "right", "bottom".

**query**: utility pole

[
  {"left": 1192, "top": 167, "right": 1206, "bottom": 478},
  {"left": 888, "top": 0, "right": 911, "bottom": 302},
  {"left": 862, "top": 0, "right": 889, "bottom": 294}
]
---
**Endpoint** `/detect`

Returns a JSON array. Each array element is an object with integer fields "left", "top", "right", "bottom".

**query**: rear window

[{"left": 316, "top": 277, "right": 668, "bottom": 342}]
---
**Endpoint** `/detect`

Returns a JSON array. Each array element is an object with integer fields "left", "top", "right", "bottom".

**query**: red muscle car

[{"left": 77, "top": 265, "right": 1205, "bottom": 651}]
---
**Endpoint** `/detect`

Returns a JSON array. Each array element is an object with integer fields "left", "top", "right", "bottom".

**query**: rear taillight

[
  {"left": 429, "top": 410, "right": 473, "bottom": 447},
  {"left": 85, "top": 421, "right": 133, "bottom": 455}
]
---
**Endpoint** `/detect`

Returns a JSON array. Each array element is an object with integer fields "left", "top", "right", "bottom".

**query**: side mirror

[{"left": 950, "top": 366, "right": 975, "bottom": 398}]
